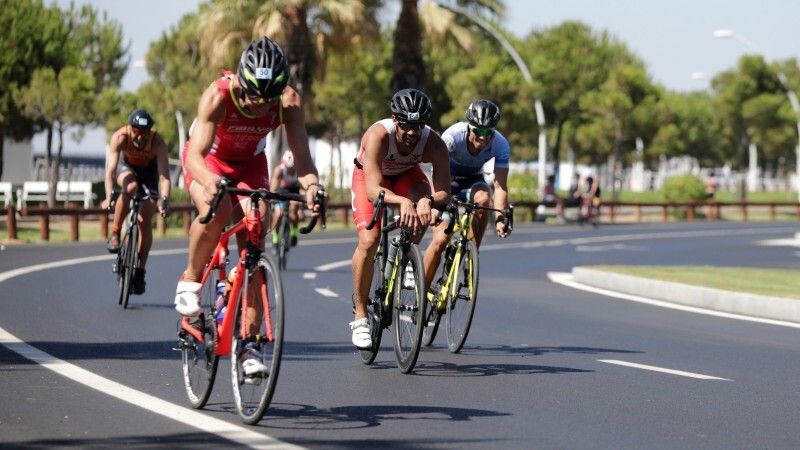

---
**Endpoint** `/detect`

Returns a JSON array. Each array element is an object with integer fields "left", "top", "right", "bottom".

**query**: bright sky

[{"left": 39, "top": 0, "right": 800, "bottom": 155}]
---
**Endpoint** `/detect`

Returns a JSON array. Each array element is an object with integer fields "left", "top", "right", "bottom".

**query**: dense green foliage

[{"left": 662, "top": 174, "right": 707, "bottom": 203}]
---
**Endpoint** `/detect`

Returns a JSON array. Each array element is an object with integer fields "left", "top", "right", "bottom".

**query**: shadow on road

[
  {"left": 413, "top": 360, "right": 592, "bottom": 377},
  {"left": 258, "top": 402, "right": 511, "bottom": 431},
  {"left": 2, "top": 432, "right": 248, "bottom": 449},
  {"left": 456, "top": 344, "right": 643, "bottom": 357}
]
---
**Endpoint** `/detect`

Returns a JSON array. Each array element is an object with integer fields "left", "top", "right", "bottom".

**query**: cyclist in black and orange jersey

[
  {"left": 174, "top": 37, "right": 322, "bottom": 375},
  {"left": 270, "top": 150, "right": 303, "bottom": 247},
  {"left": 101, "top": 109, "right": 171, "bottom": 295}
]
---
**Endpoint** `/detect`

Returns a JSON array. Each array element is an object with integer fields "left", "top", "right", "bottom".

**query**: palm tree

[
  {"left": 198, "top": 0, "right": 379, "bottom": 105},
  {"left": 391, "top": 0, "right": 505, "bottom": 91}
]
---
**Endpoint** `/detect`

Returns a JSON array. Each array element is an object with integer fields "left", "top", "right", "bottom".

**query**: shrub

[
  {"left": 507, "top": 171, "right": 538, "bottom": 202},
  {"left": 662, "top": 174, "right": 706, "bottom": 203}
]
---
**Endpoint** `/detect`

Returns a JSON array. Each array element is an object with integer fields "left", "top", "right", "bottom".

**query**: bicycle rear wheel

[
  {"left": 446, "top": 240, "right": 479, "bottom": 353},
  {"left": 359, "top": 256, "right": 384, "bottom": 365},
  {"left": 120, "top": 226, "right": 137, "bottom": 309},
  {"left": 231, "top": 256, "right": 284, "bottom": 425},
  {"left": 180, "top": 269, "right": 220, "bottom": 408},
  {"left": 393, "top": 244, "right": 425, "bottom": 373}
]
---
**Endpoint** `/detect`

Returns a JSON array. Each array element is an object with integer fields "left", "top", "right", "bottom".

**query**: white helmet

[{"left": 281, "top": 150, "right": 294, "bottom": 168}]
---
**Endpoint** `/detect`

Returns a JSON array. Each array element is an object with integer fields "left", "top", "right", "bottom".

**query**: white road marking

[
  {"left": 302, "top": 272, "right": 317, "bottom": 280},
  {"left": 598, "top": 359, "right": 731, "bottom": 381},
  {"left": 575, "top": 244, "right": 643, "bottom": 252},
  {"left": 0, "top": 327, "right": 303, "bottom": 449},
  {"left": 547, "top": 272, "right": 800, "bottom": 329},
  {"left": 314, "top": 288, "right": 339, "bottom": 298},
  {"left": 758, "top": 238, "right": 800, "bottom": 248},
  {"left": 314, "top": 260, "right": 352, "bottom": 272}
]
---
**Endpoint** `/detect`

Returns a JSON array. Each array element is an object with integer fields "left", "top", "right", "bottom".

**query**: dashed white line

[
  {"left": 313, "top": 260, "right": 352, "bottom": 272},
  {"left": 314, "top": 288, "right": 339, "bottom": 298},
  {"left": 598, "top": 359, "right": 731, "bottom": 381},
  {"left": 302, "top": 272, "right": 317, "bottom": 280},
  {"left": 0, "top": 327, "right": 303, "bottom": 449}
]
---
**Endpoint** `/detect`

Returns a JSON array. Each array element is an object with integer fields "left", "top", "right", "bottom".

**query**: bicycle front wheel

[
  {"left": 121, "top": 226, "right": 137, "bottom": 309},
  {"left": 278, "top": 215, "right": 289, "bottom": 270},
  {"left": 446, "top": 240, "right": 479, "bottom": 353},
  {"left": 180, "top": 269, "right": 220, "bottom": 409},
  {"left": 115, "top": 233, "right": 129, "bottom": 305},
  {"left": 231, "top": 256, "right": 284, "bottom": 425},
  {"left": 392, "top": 244, "right": 425, "bottom": 373},
  {"left": 422, "top": 281, "right": 443, "bottom": 347},
  {"left": 359, "top": 256, "right": 384, "bottom": 365}
]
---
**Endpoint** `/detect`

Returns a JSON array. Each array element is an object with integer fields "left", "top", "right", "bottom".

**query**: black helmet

[
  {"left": 390, "top": 88, "right": 432, "bottom": 123},
  {"left": 237, "top": 36, "right": 289, "bottom": 99},
  {"left": 465, "top": 99, "right": 500, "bottom": 128},
  {"left": 128, "top": 109, "right": 154, "bottom": 130}
]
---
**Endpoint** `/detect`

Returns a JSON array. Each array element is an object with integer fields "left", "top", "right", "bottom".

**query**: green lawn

[{"left": 589, "top": 265, "right": 800, "bottom": 300}]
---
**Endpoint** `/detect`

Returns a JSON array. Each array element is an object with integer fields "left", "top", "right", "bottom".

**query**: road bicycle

[
  {"left": 176, "top": 178, "right": 325, "bottom": 424},
  {"left": 422, "top": 198, "right": 513, "bottom": 353},
  {"left": 110, "top": 186, "right": 161, "bottom": 309},
  {"left": 358, "top": 191, "right": 427, "bottom": 374}
]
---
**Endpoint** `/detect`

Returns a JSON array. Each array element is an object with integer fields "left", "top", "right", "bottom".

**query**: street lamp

[
  {"left": 434, "top": 2, "right": 548, "bottom": 189},
  {"left": 714, "top": 28, "right": 800, "bottom": 201}
]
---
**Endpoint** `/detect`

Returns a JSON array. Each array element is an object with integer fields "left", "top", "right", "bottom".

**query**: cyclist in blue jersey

[{"left": 423, "top": 99, "right": 512, "bottom": 288}]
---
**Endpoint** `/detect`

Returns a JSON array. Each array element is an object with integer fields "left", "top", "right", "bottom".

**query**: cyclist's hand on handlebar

[
  {"left": 158, "top": 196, "right": 169, "bottom": 217},
  {"left": 305, "top": 183, "right": 325, "bottom": 215},
  {"left": 399, "top": 197, "right": 420, "bottom": 233},
  {"left": 495, "top": 220, "right": 510, "bottom": 238},
  {"left": 101, "top": 197, "right": 112, "bottom": 211},
  {"left": 201, "top": 175, "right": 222, "bottom": 205},
  {"left": 416, "top": 197, "right": 433, "bottom": 226}
]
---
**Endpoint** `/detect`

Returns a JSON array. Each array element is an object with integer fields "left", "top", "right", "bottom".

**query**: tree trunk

[
  {"left": 391, "top": 0, "right": 426, "bottom": 91},
  {"left": 552, "top": 118, "right": 565, "bottom": 182},
  {"left": 281, "top": 4, "right": 315, "bottom": 110}
]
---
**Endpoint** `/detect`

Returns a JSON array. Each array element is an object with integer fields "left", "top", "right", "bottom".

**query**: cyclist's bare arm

[
  {"left": 153, "top": 133, "right": 171, "bottom": 212},
  {"left": 281, "top": 86, "right": 321, "bottom": 209},
  {"left": 186, "top": 82, "right": 227, "bottom": 207},
  {"left": 492, "top": 167, "right": 511, "bottom": 236},
  {"left": 102, "top": 129, "right": 125, "bottom": 209},
  {"left": 421, "top": 132, "right": 452, "bottom": 205}
]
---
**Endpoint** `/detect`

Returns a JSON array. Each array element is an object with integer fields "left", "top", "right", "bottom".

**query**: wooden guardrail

[{"left": 2, "top": 200, "right": 800, "bottom": 242}]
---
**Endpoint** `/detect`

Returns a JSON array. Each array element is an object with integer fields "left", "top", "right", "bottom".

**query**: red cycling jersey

[{"left": 182, "top": 71, "right": 283, "bottom": 191}]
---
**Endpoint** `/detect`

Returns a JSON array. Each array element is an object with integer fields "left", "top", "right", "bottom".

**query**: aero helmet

[
  {"left": 281, "top": 150, "right": 294, "bottom": 168},
  {"left": 390, "top": 88, "right": 432, "bottom": 123},
  {"left": 465, "top": 99, "right": 500, "bottom": 128},
  {"left": 128, "top": 109, "right": 154, "bottom": 130},
  {"left": 237, "top": 36, "right": 289, "bottom": 99}
]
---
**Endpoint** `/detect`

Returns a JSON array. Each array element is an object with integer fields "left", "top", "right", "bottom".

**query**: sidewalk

[{"left": 571, "top": 266, "right": 800, "bottom": 324}]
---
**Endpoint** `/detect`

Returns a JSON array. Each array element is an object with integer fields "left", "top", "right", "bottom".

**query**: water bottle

[
  {"left": 383, "top": 236, "right": 401, "bottom": 281},
  {"left": 214, "top": 281, "right": 226, "bottom": 324}
]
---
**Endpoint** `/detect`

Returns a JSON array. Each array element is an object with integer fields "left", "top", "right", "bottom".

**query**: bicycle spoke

[
  {"left": 393, "top": 245, "right": 425, "bottom": 373},
  {"left": 446, "top": 240, "right": 479, "bottom": 353},
  {"left": 180, "top": 270, "right": 220, "bottom": 409}
]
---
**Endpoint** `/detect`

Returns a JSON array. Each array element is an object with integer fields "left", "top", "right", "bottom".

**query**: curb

[{"left": 571, "top": 266, "right": 800, "bottom": 324}]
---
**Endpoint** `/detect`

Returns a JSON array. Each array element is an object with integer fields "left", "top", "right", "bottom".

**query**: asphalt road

[{"left": 2, "top": 221, "right": 800, "bottom": 449}]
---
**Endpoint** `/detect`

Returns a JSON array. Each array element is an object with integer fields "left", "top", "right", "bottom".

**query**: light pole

[
  {"left": 434, "top": 2, "right": 548, "bottom": 189},
  {"left": 714, "top": 28, "right": 800, "bottom": 201}
]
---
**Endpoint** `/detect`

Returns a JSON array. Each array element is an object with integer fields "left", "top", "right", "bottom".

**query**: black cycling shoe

[
  {"left": 107, "top": 234, "right": 120, "bottom": 253},
  {"left": 290, "top": 235, "right": 298, "bottom": 247},
  {"left": 132, "top": 268, "right": 146, "bottom": 295}
]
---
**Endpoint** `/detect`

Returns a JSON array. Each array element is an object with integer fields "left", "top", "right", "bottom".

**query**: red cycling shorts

[
  {"left": 182, "top": 143, "right": 270, "bottom": 203},
  {"left": 351, "top": 164, "right": 431, "bottom": 232}
]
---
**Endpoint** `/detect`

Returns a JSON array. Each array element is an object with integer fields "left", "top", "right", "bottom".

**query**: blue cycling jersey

[{"left": 441, "top": 121, "right": 510, "bottom": 179}]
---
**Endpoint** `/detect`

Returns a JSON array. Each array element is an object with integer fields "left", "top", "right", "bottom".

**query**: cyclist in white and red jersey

[
  {"left": 349, "top": 88, "right": 451, "bottom": 349},
  {"left": 174, "top": 37, "right": 322, "bottom": 373}
]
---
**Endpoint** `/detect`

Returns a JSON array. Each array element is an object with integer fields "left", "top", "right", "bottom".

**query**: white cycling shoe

[
  {"left": 350, "top": 318, "right": 372, "bottom": 349},
  {"left": 174, "top": 281, "right": 202, "bottom": 317},
  {"left": 241, "top": 346, "right": 269, "bottom": 377}
]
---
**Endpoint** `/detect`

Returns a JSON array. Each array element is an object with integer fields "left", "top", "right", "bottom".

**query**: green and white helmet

[{"left": 237, "top": 36, "right": 289, "bottom": 99}]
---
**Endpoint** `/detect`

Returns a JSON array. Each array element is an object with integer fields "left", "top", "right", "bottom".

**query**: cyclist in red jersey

[
  {"left": 349, "top": 88, "right": 451, "bottom": 349},
  {"left": 175, "top": 37, "right": 322, "bottom": 374}
]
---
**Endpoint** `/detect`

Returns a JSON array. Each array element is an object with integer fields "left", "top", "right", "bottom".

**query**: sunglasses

[
  {"left": 470, "top": 125, "right": 494, "bottom": 137},
  {"left": 240, "top": 88, "right": 280, "bottom": 106},
  {"left": 398, "top": 121, "right": 425, "bottom": 131}
]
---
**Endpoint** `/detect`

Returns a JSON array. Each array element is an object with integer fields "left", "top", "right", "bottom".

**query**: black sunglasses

[
  {"left": 470, "top": 125, "right": 494, "bottom": 137},
  {"left": 398, "top": 121, "right": 425, "bottom": 131}
]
